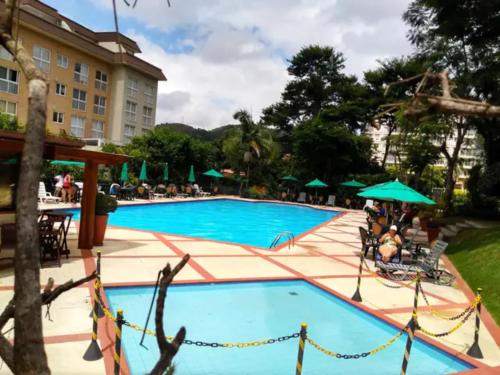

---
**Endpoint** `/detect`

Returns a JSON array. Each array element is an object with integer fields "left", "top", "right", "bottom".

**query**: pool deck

[{"left": 0, "top": 196, "right": 499, "bottom": 374}]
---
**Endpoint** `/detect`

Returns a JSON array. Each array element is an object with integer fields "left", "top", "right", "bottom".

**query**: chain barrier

[
  {"left": 306, "top": 327, "right": 406, "bottom": 359},
  {"left": 362, "top": 258, "right": 418, "bottom": 289},
  {"left": 414, "top": 308, "right": 476, "bottom": 338},
  {"left": 419, "top": 284, "right": 481, "bottom": 321}
]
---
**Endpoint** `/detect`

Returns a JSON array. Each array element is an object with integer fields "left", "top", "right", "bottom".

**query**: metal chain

[
  {"left": 414, "top": 307, "right": 476, "bottom": 338},
  {"left": 306, "top": 328, "right": 406, "bottom": 359},
  {"left": 419, "top": 285, "right": 481, "bottom": 321}
]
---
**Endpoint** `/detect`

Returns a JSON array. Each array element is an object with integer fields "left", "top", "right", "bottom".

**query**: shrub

[
  {"left": 95, "top": 193, "right": 118, "bottom": 215},
  {"left": 245, "top": 185, "right": 270, "bottom": 200}
]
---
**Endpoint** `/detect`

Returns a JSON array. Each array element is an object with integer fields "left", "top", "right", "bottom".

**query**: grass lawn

[{"left": 446, "top": 225, "right": 500, "bottom": 325}]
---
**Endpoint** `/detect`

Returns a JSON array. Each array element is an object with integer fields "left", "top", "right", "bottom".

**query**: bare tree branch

[{"left": 150, "top": 255, "right": 190, "bottom": 375}]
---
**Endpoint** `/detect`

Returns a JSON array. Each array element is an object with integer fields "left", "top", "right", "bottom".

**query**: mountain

[{"left": 157, "top": 123, "right": 238, "bottom": 141}]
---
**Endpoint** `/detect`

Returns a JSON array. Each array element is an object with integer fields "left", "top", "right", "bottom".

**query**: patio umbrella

[
  {"left": 357, "top": 180, "right": 435, "bottom": 205},
  {"left": 202, "top": 169, "right": 224, "bottom": 178},
  {"left": 341, "top": 179, "right": 366, "bottom": 188},
  {"left": 139, "top": 160, "right": 148, "bottom": 181},
  {"left": 120, "top": 162, "right": 129, "bottom": 183},
  {"left": 188, "top": 165, "right": 196, "bottom": 183},
  {"left": 305, "top": 178, "right": 328, "bottom": 199},
  {"left": 360, "top": 180, "right": 392, "bottom": 191},
  {"left": 163, "top": 163, "right": 169, "bottom": 181},
  {"left": 281, "top": 175, "right": 299, "bottom": 182},
  {"left": 50, "top": 160, "right": 85, "bottom": 167}
]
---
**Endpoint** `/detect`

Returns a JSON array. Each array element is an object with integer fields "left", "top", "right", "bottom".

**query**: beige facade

[{"left": 0, "top": 0, "right": 165, "bottom": 145}]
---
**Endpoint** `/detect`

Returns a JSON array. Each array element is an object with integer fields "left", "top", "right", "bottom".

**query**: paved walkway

[{"left": 0, "top": 197, "right": 498, "bottom": 374}]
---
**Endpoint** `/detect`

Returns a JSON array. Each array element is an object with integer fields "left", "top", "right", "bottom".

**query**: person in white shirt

[{"left": 54, "top": 174, "right": 66, "bottom": 201}]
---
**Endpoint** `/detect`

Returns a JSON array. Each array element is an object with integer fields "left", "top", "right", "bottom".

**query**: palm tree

[{"left": 223, "top": 109, "right": 278, "bottom": 192}]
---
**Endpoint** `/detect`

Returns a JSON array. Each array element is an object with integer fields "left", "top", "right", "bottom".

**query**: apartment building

[
  {"left": 0, "top": 0, "right": 166, "bottom": 145},
  {"left": 366, "top": 123, "right": 484, "bottom": 185}
]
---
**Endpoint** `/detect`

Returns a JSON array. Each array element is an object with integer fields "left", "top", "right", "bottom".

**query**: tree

[{"left": 223, "top": 110, "right": 279, "bottom": 190}]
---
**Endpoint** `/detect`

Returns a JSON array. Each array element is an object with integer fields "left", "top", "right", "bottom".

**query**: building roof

[{"left": 9, "top": 0, "right": 166, "bottom": 81}]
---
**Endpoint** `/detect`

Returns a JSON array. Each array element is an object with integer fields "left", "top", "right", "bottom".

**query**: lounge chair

[
  {"left": 376, "top": 240, "right": 454, "bottom": 285},
  {"left": 359, "top": 226, "right": 378, "bottom": 258},
  {"left": 297, "top": 192, "right": 307, "bottom": 203},
  {"left": 326, "top": 195, "right": 336, "bottom": 206},
  {"left": 38, "top": 182, "right": 61, "bottom": 204}
]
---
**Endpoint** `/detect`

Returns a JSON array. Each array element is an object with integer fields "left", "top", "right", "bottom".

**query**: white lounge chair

[
  {"left": 326, "top": 195, "right": 336, "bottom": 206},
  {"left": 297, "top": 192, "right": 307, "bottom": 203},
  {"left": 38, "top": 182, "right": 61, "bottom": 204}
]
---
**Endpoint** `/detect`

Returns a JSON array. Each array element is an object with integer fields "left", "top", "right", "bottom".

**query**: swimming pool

[
  {"left": 71, "top": 199, "right": 338, "bottom": 248},
  {"left": 106, "top": 280, "right": 471, "bottom": 375}
]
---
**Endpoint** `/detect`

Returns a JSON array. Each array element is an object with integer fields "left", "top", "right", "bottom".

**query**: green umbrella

[
  {"left": 357, "top": 180, "right": 435, "bottom": 205},
  {"left": 281, "top": 175, "right": 299, "bottom": 182},
  {"left": 188, "top": 165, "right": 196, "bottom": 183},
  {"left": 139, "top": 160, "right": 148, "bottom": 181},
  {"left": 305, "top": 178, "right": 328, "bottom": 188},
  {"left": 203, "top": 169, "right": 224, "bottom": 178},
  {"left": 341, "top": 179, "right": 366, "bottom": 188},
  {"left": 120, "top": 162, "right": 129, "bottom": 183},
  {"left": 360, "top": 181, "right": 391, "bottom": 191},
  {"left": 163, "top": 163, "right": 169, "bottom": 181},
  {"left": 50, "top": 160, "right": 85, "bottom": 167}
]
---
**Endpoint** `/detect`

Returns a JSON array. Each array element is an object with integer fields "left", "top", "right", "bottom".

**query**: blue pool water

[
  {"left": 70, "top": 199, "right": 338, "bottom": 247},
  {"left": 106, "top": 280, "right": 471, "bottom": 375}
]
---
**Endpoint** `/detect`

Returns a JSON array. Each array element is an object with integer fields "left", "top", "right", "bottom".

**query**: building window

[
  {"left": 93, "top": 95, "right": 106, "bottom": 115},
  {"left": 127, "top": 78, "right": 138, "bottom": 98},
  {"left": 72, "top": 89, "right": 87, "bottom": 111},
  {"left": 0, "top": 100, "right": 16, "bottom": 115},
  {"left": 74, "top": 62, "right": 89, "bottom": 84},
  {"left": 55, "top": 83, "right": 66, "bottom": 96},
  {"left": 95, "top": 71, "right": 108, "bottom": 91},
  {"left": 143, "top": 106, "right": 153, "bottom": 126},
  {"left": 124, "top": 124, "right": 135, "bottom": 139},
  {"left": 0, "top": 46, "right": 13, "bottom": 61},
  {"left": 33, "top": 46, "right": 51, "bottom": 73},
  {"left": 125, "top": 100, "right": 137, "bottom": 122},
  {"left": 91, "top": 120, "right": 104, "bottom": 138},
  {"left": 70, "top": 116, "right": 85, "bottom": 137},
  {"left": 52, "top": 111, "right": 64, "bottom": 124},
  {"left": 0, "top": 66, "right": 18, "bottom": 94},
  {"left": 57, "top": 53, "right": 69, "bottom": 68},
  {"left": 144, "top": 84, "right": 155, "bottom": 104}
]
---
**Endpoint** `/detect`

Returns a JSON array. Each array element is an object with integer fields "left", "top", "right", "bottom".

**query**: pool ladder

[{"left": 269, "top": 231, "right": 295, "bottom": 249}]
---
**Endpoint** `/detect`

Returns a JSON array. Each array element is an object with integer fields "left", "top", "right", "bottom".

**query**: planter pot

[
  {"left": 94, "top": 214, "right": 109, "bottom": 246},
  {"left": 419, "top": 217, "right": 430, "bottom": 231},
  {"left": 427, "top": 226, "right": 440, "bottom": 244}
]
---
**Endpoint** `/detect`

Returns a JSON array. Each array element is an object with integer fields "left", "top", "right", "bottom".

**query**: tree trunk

[
  {"left": 381, "top": 124, "right": 395, "bottom": 168},
  {"left": 14, "top": 79, "right": 50, "bottom": 375}
]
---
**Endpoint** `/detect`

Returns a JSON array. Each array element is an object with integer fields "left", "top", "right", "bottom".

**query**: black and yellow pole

[
  {"left": 295, "top": 322, "right": 307, "bottom": 375},
  {"left": 114, "top": 309, "right": 124, "bottom": 375},
  {"left": 95, "top": 250, "right": 105, "bottom": 318},
  {"left": 83, "top": 280, "right": 103, "bottom": 361},
  {"left": 400, "top": 273, "right": 420, "bottom": 375},
  {"left": 351, "top": 247, "right": 365, "bottom": 302},
  {"left": 466, "top": 288, "right": 483, "bottom": 359}
]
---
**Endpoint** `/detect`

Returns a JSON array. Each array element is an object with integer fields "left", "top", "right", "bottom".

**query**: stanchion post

[
  {"left": 83, "top": 280, "right": 103, "bottom": 361},
  {"left": 466, "top": 288, "right": 483, "bottom": 359},
  {"left": 93, "top": 250, "right": 105, "bottom": 318},
  {"left": 351, "top": 248, "right": 365, "bottom": 302},
  {"left": 296, "top": 322, "right": 307, "bottom": 375},
  {"left": 400, "top": 273, "right": 420, "bottom": 375},
  {"left": 114, "top": 309, "right": 124, "bottom": 375}
]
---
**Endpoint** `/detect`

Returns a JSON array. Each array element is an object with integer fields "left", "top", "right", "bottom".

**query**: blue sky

[{"left": 43, "top": 0, "right": 413, "bottom": 129}]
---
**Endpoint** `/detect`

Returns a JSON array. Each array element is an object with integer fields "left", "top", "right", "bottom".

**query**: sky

[{"left": 44, "top": 0, "right": 414, "bottom": 129}]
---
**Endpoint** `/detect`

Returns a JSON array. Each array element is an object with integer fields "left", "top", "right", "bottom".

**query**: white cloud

[{"left": 110, "top": 0, "right": 413, "bottom": 128}]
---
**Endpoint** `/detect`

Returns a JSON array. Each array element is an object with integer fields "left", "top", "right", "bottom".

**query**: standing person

[
  {"left": 54, "top": 173, "right": 65, "bottom": 201},
  {"left": 63, "top": 172, "right": 72, "bottom": 203}
]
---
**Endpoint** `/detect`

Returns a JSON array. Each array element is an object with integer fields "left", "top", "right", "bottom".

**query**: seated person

[{"left": 378, "top": 225, "right": 402, "bottom": 263}]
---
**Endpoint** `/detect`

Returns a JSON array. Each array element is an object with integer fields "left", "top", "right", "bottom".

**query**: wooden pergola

[{"left": 0, "top": 130, "right": 128, "bottom": 250}]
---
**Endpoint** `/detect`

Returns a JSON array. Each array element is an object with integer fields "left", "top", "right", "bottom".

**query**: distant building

[
  {"left": 366, "top": 123, "right": 484, "bottom": 188},
  {"left": 0, "top": 0, "right": 166, "bottom": 146}
]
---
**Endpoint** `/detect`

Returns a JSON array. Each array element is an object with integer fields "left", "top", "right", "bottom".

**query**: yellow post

[
  {"left": 296, "top": 322, "right": 307, "bottom": 375},
  {"left": 466, "top": 288, "right": 483, "bottom": 358},
  {"left": 83, "top": 280, "right": 103, "bottom": 361},
  {"left": 114, "top": 309, "right": 124, "bottom": 375}
]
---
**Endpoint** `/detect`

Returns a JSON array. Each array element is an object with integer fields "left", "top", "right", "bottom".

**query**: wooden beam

[{"left": 78, "top": 161, "right": 98, "bottom": 250}]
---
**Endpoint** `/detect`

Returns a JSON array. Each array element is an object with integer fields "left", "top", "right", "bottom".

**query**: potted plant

[
  {"left": 417, "top": 206, "right": 434, "bottom": 231},
  {"left": 427, "top": 220, "right": 442, "bottom": 244},
  {"left": 94, "top": 193, "right": 117, "bottom": 246}
]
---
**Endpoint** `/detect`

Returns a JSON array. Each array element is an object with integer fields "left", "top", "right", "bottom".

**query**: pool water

[
  {"left": 70, "top": 199, "right": 338, "bottom": 247},
  {"left": 106, "top": 280, "right": 471, "bottom": 375}
]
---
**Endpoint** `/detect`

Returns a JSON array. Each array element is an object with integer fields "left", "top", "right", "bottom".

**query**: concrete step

[
  {"left": 464, "top": 220, "right": 488, "bottom": 229},
  {"left": 441, "top": 227, "right": 457, "bottom": 237}
]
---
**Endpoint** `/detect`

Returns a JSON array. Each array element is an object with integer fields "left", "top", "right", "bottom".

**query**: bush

[
  {"left": 95, "top": 194, "right": 118, "bottom": 215},
  {"left": 245, "top": 185, "right": 271, "bottom": 200}
]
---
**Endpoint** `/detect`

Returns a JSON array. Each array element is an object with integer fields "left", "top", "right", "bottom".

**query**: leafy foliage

[{"left": 0, "top": 113, "right": 19, "bottom": 131}]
